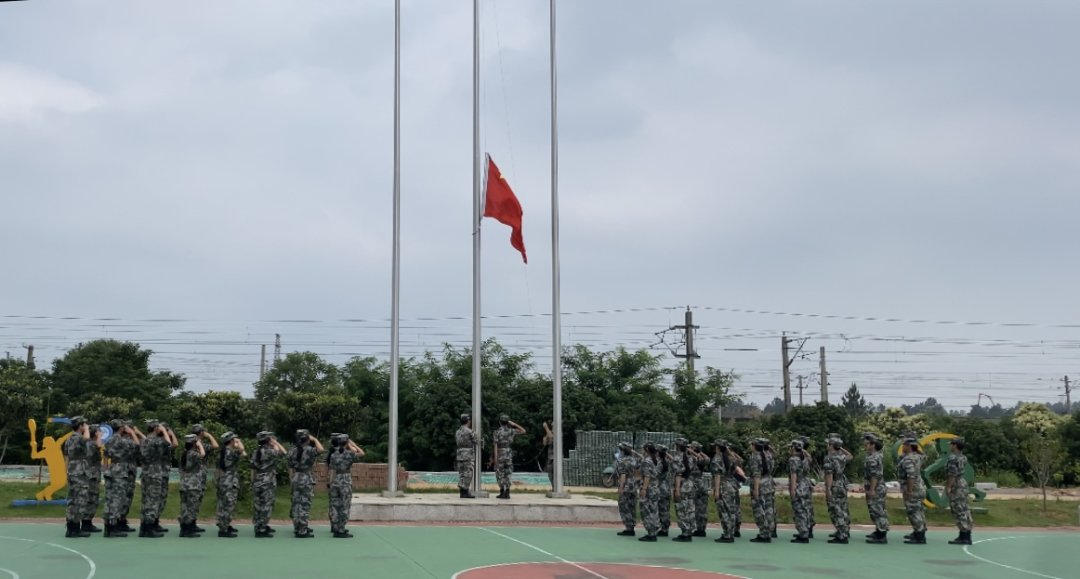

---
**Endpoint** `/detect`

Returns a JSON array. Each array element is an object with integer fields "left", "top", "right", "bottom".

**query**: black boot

[
  {"left": 180, "top": 522, "right": 199, "bottom": 538},
  {"left": 657, "top": 529, "right": 669, "bottom": 537},
  {"left": 715, "top": 536, "right": 735, "bottom": 543},
  {"left": 949, "top": 531, "right": 971, "bottom": 545},
  {"left": 192, "top": 522, "right": 205, "bottom": 533},
  {"left": 734, "top": 528, "right": 741, "bottom": 538},
  {"left": 749, "top": 535, "right": 771, "bottom": 543},
  {"left": 138, "top": 522, "right": 163, "bottom": 538},
  {"left": 505, "top": 488, "right": 511, "bottom": 499},
  {"left": 617, "top": 528, "right": 636, "bottom": 536},
  {"left": 904, "top": 531, "right": 926, "bottom": 545},
  {"left": 255, "top": 528, "right": 273, "bottom": 538},
  {"left": 152, "top": 518, "right": 169, "bottom": 533},
  {"left": 81, "top": 519, "right": 101, "bottom": 533},
  {"left": 692, "top": 529, "right": 706, "bottom": 537},
  {"left": 791, "top": 536, "right": 810, "bottom": 544},
  {"left": 770, "top": 530, "right": 778, "bottom": 538},
  {"left": 333, "top": 530, "right": 353, "bottom": 538},
  {"left": 828, "top": 536, "right": 849, "bottom": 544},
  {"left": 104, "top": 523, "right": 127, "bottom": 538},
  {"left": 266, "top": 526, "right": 277, "bottom": 533},
  {"left": 120, "top": 518, "right": 135, "bottom": 533},
  {"left": 227, "top": 525, "right": 238, "bottom": 533},
  {"left": 218, "top": 527, "right": 238, "bottom": 538},
  {"left": 672, "top": 534, "right": 692, "bottom": 542},
  {"left": 65, "top": 521, "right": 90, "bottom": 538},
  {"left": 638, "top": 535, "right": 657, "bottom": 542},
  {"left": 866, "top": 531, "right": 887, "bottom": 544}
]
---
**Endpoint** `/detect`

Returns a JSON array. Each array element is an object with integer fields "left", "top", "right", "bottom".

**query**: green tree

[
  {"left": 49, "top": 339, "right": 184, "bottom": 412},
  {"left": 1021, "top": 432, "right": 1065, "bottom": 511},
  {"left": 254, "top": 351, "right": 342, "bottom": 402},
  {"left": 1013, "top": 402, "right": 1063, "bottom": 436},
  {"left": 67, "top": 393, "right": 144, "bottom": 424},
  {"left": 0, "top": 360, "right": 45, "bottom": 464},
  {"left": 840, "top": 383, "right": 873, "bottom": 417},
  {"left": 165, "top": 391, "right": 263, "bottom": 437}
]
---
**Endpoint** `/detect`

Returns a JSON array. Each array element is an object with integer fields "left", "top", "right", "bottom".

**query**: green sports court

[{"left": 1, "top": 522, "right": 1075, "bottom": 579}]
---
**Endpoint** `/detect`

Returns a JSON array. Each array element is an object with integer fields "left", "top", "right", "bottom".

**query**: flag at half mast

[{"left": 483, "top": 154, "right": 527, "bottom": 263}]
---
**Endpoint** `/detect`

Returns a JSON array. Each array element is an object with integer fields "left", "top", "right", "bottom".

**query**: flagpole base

[
  {"left": 381, "top": 490, "right": 406, "bottom": 498},
  {"left": 472, "top": 490, "right": 491, "bottom": 498},
  {"left": 545, "top": 491, "right": 572, "bottom": 499}
]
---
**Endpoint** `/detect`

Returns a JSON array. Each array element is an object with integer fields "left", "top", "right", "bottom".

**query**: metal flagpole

[
  {"left": 470, "top": 0, "right": 487, "bottom": 498},
  {"left": 383, "top": 0, "right": 404, "bottom": 498},
  {"left": 548, "top": 0, "right": 569, "bottom": 499}
]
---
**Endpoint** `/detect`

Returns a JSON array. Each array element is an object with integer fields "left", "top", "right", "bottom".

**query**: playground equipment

[
  {"left": 891, "top": 432, "right": 986, "bottom": 509},
  {"left": 13, "top": 417, "right": 111, "bottom": 506}
]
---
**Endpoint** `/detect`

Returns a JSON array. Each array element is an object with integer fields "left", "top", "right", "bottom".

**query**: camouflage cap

[
  {"left": 191, "top": 424, "right": 207, "bottom": 434},
  {"left": 110, "top": 419, "right": 126, "bottom": 430},
  {"left": 753, "top": 437, "right": 770, "bottom": 446},
  {"left": 790, "top": 439, "right": 803, "bottom": 450},
  {"left": 296, "top": 429, "right": 310, "bottom": 438},
  {"left": 333, "top": 433, "right": 350, "bottom": 444},
  {"left": 828, "top": 436, "right": 843, "bottom": 448},
  {"left": 70, "top": 416, "right": 87, "bottom": 427},
  {"left": 690, "top": 441, "right": 703, "bottom": 451},
  {"left": 145, "top": 419, "right": 161, "bottom": 430},
  {"left": 714, "top": 439, "right": 729, "bottom": 448},
  {"left": 951, "top": 436, "right": 965, "bottom": 445},
  {"left": 183, "top": 433, "right": 198, "bottom": 443},
  {"left": 256, "top": 431, "right": 273, "bottom": 442},
  {"left": 123, "top": 420, "right": 134, "bottom": 428},
  {"left": 903, "top": 437, "right": 919, "bottom": 446},
  {"left": 617, "top": 441, "right": 633, "bottom": 451},
  {"left": 221, "top": 432, "right": 237, "bottom": 444},
  {"left": 656, "top": 444, "right": 668, "bottom": 453},
  {"left": 87, "top": 423, "right": 100, "bottom": 434},
  {"left": 498, "top": 414, "right": 510, "bottom": 421},
  {"left": 798, "top": 435, "right": 811, "bottom": 445},
  {"left": 460, "top": 414, "right": 471, "bottom": 422},
  {"left": 861, "top": 431, "right": 875, "bottom": 441}
]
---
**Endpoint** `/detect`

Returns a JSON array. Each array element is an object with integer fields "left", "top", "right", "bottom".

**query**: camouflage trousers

[
  {"left": 216, "top": 482, "right": 239, "bottom": 530},
  {"left": 791, "top": 493, "right": 811, "bottom": 538},
  {"left": 103, "top": 474, "right": 130, "bottom": 525},
  {"left": 752, "top": 492, "right": 776, "bottom": 539},
  {"left": 675, "top": 481, "right": 696, "bottom": 535},
  {"left": 904, "top": 490, "right": 927, "bottom": 533},
  {"left": 495, "top": 459, "right": 513, "bottom": 490},
  {"left": 83, "top": 475, "right": 100, "bottom": 520},
  {"left": 618, "top": 487, "right": 639, "bottom": 529},
  {"left": 179, "top": 489, "right": 203, "bottom": 524},
  {"left": 827, "top": 485, "right": 850, "bottom": 539},
  {"left": 291, "top": 479, "right": 315, "bottom": 531},
  {"left": 140, "top": 474, "right": 169, "bottom": 523},
  {"left": 658, "top": 483, "right": 671, "bottom": 531},
  {"left": 456, "top": 459, "right": 475, "bottom": 491},
  {"left": 865, "top": 488, "right": 890, "bottom": 533},
  {"left": 329, "top": 481, "right": 353, "bottom": 533},
  {"left": 65, "top": 476, "right": 90, "bottom": 523},
  {"left": 717, "top": 483, "right": 738, "bottom": 538},
  {"left": 693, "top": 479, "right": 709, "bottom": 532},
  {"left": 733, "top": 486, "right": 743, "bottom": 531},
  {"left": 252, "top": 475, "right": 277, "bottom": 531},
  {"left": 949, "top": 492, "right": 973, "bottom": 532},
  {"left": 641, "top": 487, "right": 660, "bottom": 537},
  {"left": 763, "top": 491, "right": 777, "bottom": 534},
  {"left": 121, "top": 471, "right": 136, "bottom": 520}
]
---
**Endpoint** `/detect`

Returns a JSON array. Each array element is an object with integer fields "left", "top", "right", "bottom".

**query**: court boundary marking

[
  {"left": 0, "top": 533, "right": 95, "bottom": 579},
  {"left": 962, "top": 536, "right": 1062, "bottom": 579},
  {"left": 475, "top": 528, "right": 755, "bottom": 579},
  {"left": 0, "top": 568, "right": 19, "bottom": 579}
]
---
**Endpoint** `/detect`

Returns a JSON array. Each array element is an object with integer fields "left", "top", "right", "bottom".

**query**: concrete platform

[{"left": 349, "top": 493, "right": 620, "bottom": 523}]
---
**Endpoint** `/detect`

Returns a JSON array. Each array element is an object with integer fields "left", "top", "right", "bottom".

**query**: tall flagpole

[
  {"left": 383, "top": 0, "right": 404, "bottom": 497},
  {"left": 548, "top": 0, "right": 569, "bottom": 499},
  {"left": 470, "top": 0, "right": 487, "bottom": 497}
]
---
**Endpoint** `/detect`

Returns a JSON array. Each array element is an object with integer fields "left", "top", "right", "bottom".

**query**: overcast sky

[{"left": 2, "top": 0, "right": 1078, "bottom": 411}]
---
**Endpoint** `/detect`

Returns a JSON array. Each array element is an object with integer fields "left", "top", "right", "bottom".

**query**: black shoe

[
  {"left": 104, "top": 523, "right": 127, "bottom": 538},
  {"left": 617, "top": 529, "right": 636, "bottom": 536},
  {"left": 119, "top": 518, "right": 135, "bottom": 533},
  {"left": 692, "top": 529, "right": 707, "bottom": 537},
  {"left": 138, "top": 522, "right": 163, "bottom": 538},
  {"left": 672, "top": 535, "right": 692, "bottom": 542},
  {"left": 734, "top": 530, "right": 741, "bottom": 538},
  {"left": 179, "top": 523, "right": 199, "bottom": 538},
  {"left": 866, "top": 531, "right": 888, "bottom": 544},
  {"left": 333, "top": 531, "right": 353, "bottom": 538},
  {"left": 81, "top": 520, "right": 101, "bottom": 533},
  {"left": 715, "top": 536, "right": 735, "bottom": 543},
  {"left": 828, "top": 537, "right": 849, "bottom": 544},
  {"left": 749, "top": 536, "right": 771, "bottom": 543},
  {"left": 152, "top": 518, "right": 168, "bottom": 533},
  {"left": 791, "top": 536, "right": 810, "bottom": 544},
  {"left": 903, "top": 533, "right": 914, "bottom": 540},
  {"left": 771, "top": 531, "right": 778, "bottom": 538},
  {"left": 65, "top": 521, "right": 90, "bottom": 538},
  {"left": 294, "top": 529, "right": 314, "bottom": 538},
  {"left": 808, "top": 530, "right": 814, "bottom": 539},
  {"left": 218, "top": 529, "right": 238, "bottom": 538},
  {"left": 227, "top": 525, "right": 238, "bottom": 533},
  {"left": 266, "top": 526, "right": 277, "bottom": 533},
  {"left": 255, "top": 529, "right": 273, "bottom": 538},
  {"left": 657, "top": 530, "right": 669, "bottom": 537},
  {"left": 904, "top": 531, "right": 926, "bottom": 545},
  {"left": 829, "top": 532, "right": 838, "bottom": 539},
  {"left": 638, "top": 535, "right": 657, "bottom": 542},
  {"left": 192, "top": 524, "right": 206, "bottom": 533},
  {"left": 949, "top": 531, "right": 972, "bottom": 545}
]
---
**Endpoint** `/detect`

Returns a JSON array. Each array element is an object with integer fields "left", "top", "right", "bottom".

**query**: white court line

[
  {"left": 0, "top": 568, "right": 20, "bottom": 579},
  {"left": 479, "top": 528, "right": 611, "bottom": 579},
  {"left": 962, "top": 536, "right": 1063, "bottom": 579},
  {"left": 0, "top": 536, "right": 96, "bottom": 579}
]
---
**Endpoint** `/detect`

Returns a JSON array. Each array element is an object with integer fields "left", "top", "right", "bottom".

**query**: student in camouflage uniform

[
  {"left": 615, "top": 441, "right": 640, "bottom": 536},
  {"left": 542, "top": 421, "right": 555, "bottom": 490},
  {"left": 945, "top": 436, "right": 973, "bottom": 545},
  {"left": 798, "top": 435, "right": 818, "bottom": 538},
  {"left": 103, "top": 420, "right": 140, "bottom": 538},
  {"left": 788, "top": 440, "right": 812, "bottom": 543},
  {"left": 215, "top": 432, "right": 246, "bottom": 538},
  {"left": 492, "top": 415, "right": 526, "bottom": 499},
  {"left": 748, "top": 438, "right": 772, "bottom": 543},
  {"left": 189, "top": 425, "right": 218, "bottom": 534},
  {"left": 672, "top": 438, "right": 696, "bottom": 542},
  {"left": 764, "top": 440, "right": 779, "bottom": 538},
  {"left": 656, "top": 444, "right": 672, "bottom": 537},
  {"left": 327, "top": 433, "right": 365, "bottom": 538},
  {"left": 898, "top": 436, "right": 928, "bottom": 544},
  {"left": 288, "top": 429, "right": 325, "bottom": 538},
  {"left": 862, "top": 433, "right": 890, "bottom": 544},
  {"left": 139, "top": 420, "right": 176, "bottom": 538},
  {"left": 80, "top": 424, "right": 103, "bottom": 534},
  {"left": 689, "top": 442, "right": 710, "bottom": 537},
  {"left": 251, "top": 431, "right": 286, "bottom": 538},
  {"left": 711, "top": 439, "right": 739, "bottom": 543},
  {"left": 118, "top": 420, "right": 142, "bottom": 533},
  {"left": 455, "top": 414, "right": 480, "bottom": 498},
  {"left": 637, "top": 442, "right": 662, "bottom": 542},
  {"left": 728, "top": 447, "right": 745, "bottom": 537},
  {"left": 178, "top": 433, "right": 207, "bottom": 538},
  {"left": 823, "top": 436, "right": 852, "bottom": 544},
  {"left": 62, "top": 417, "right": 92, "bottom": 538}
]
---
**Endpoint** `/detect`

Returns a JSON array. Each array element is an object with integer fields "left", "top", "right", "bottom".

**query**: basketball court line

[
  {"left": 0, "top": 568, "right": 20, "bottom": 579},
  {"left": 962, "top": 536, "right": 1062, "bottom": 579},
  {"left": 479, "top": 527, "right": 612, "bottom": 579},
  {"left": 0, "top": 535, "right": 96, "bottom": 579}
]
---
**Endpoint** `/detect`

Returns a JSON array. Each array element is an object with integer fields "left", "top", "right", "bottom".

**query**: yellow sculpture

[{"left": 28, "top": 418, "right": 73, "bottom": 501}]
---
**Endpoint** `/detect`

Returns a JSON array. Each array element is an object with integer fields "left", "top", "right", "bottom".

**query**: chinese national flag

[{"left": 483, "top": 155, "right": 527, "bottom": 264}]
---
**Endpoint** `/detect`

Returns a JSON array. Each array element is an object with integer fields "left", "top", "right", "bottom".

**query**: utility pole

[
  {"left": 819, "top": 346, "right": 828, "bottom": 403},
  {"left": 782, "top": 334, "right": 791, "bottom": 413},
  {"left": 273, "top": 334, "right": 281, "bottom": 365},
  {"left": 796, "top": 374, "right": 806, "bottom": 406},
  {"left": 260, "top": 345, "right": 267, "bottom": 380},
  {"left": 23, "top": 344, "right": 34, "bottom": 370},
  {"left": 672, "top": 307, "right": 701, "bottom": 374},
  {"left": 1064, "top": 375, "right": 1072, "bottom": 414}
]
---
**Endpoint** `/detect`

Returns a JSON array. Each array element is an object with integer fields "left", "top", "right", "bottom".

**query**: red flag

[{"left": 483, "top": 155, "right": 527, "bottom": 263}]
